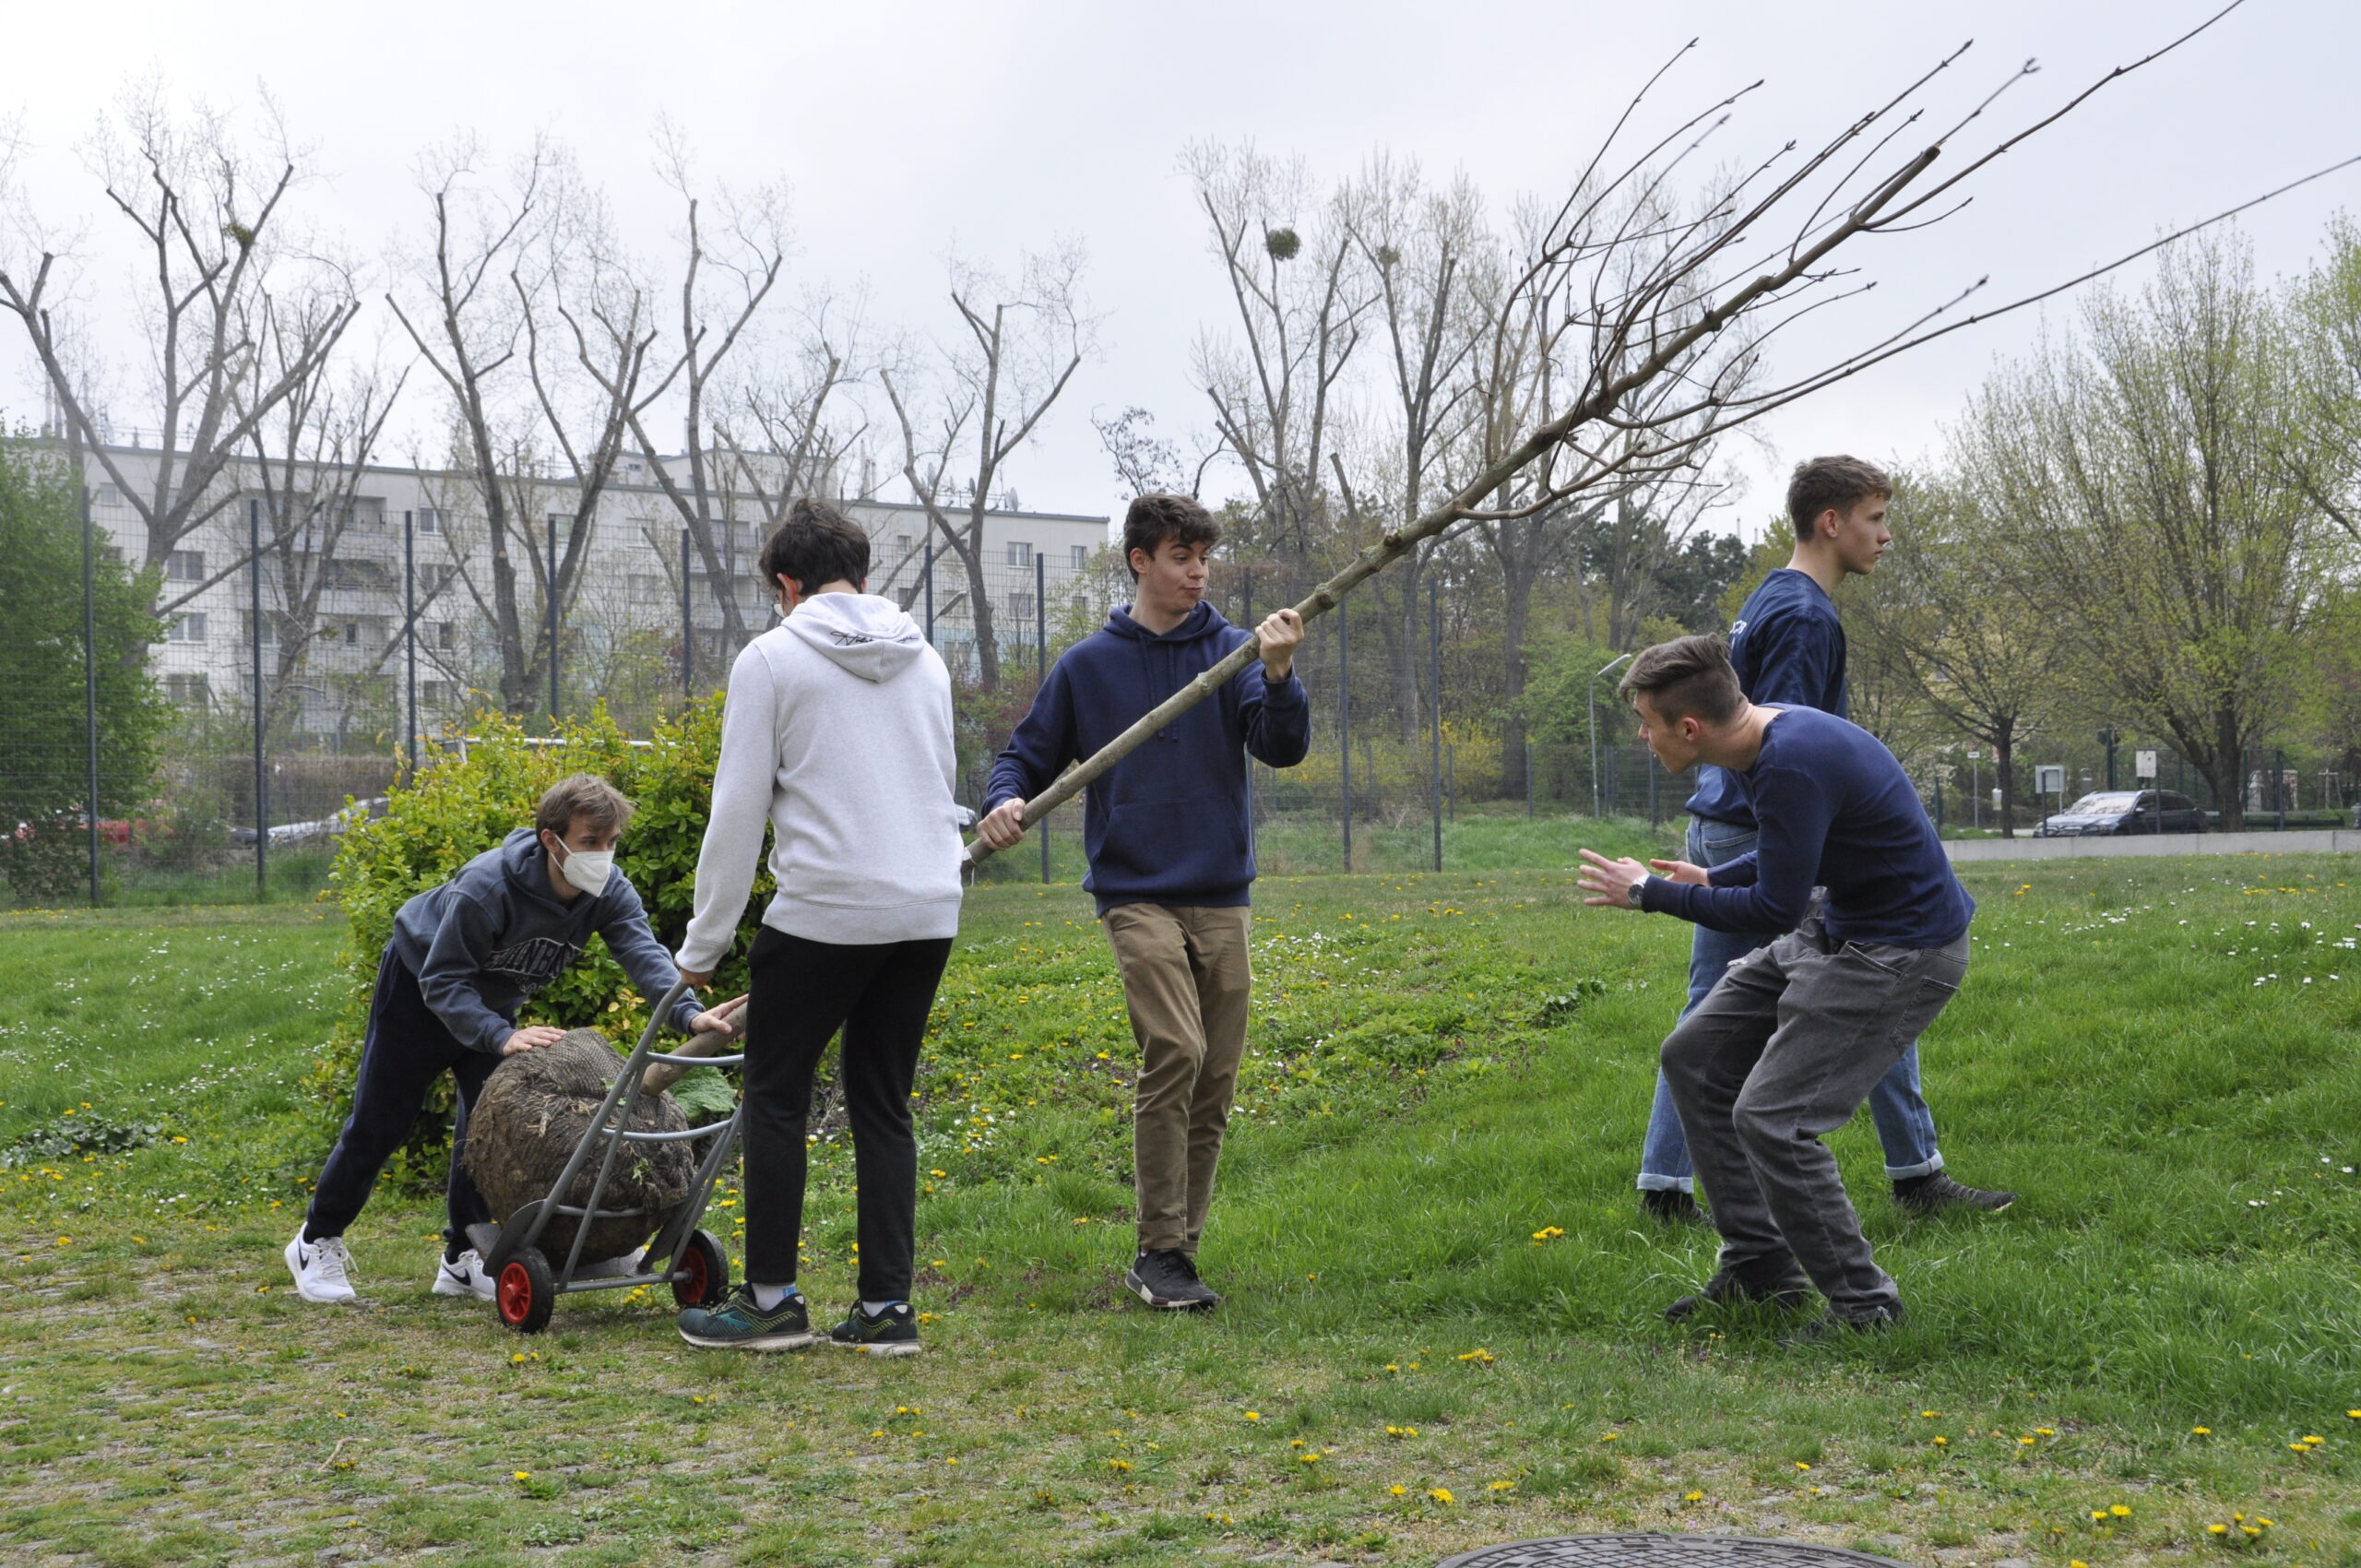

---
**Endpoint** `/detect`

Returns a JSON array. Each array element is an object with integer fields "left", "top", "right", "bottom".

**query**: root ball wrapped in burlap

[{"left": 462, "top": 1028, "right": 696, "bottom": 1264}]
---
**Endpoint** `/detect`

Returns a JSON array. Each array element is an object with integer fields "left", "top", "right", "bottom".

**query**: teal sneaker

[
  {"left": 827, "top": 1300, "right": 921, "bottom": 1356},
  {"left": 677, "top": 1284, "right": 816, "bottom": 1351}
]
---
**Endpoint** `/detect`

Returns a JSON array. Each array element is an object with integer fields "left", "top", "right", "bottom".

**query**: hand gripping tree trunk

[{"left": 967, "top": 9, "right": 2312, "bottom": 862}]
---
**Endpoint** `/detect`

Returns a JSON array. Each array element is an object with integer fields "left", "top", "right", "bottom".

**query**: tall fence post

[
  {"left": 681, "top": 528, "right": 694, "bottom": 698},
  {"left": 1338, "top": 597, "right": 1351, "bottom": 872},
  {"left": 1525, "top": 738, "right": 1533, "bottom": 818},
  {"left": 403, "top": 510, "right": 418, "bottom": 778},
  {"left": 82, "top": 485, "right": 101, "bottom": 907},
  {"left": 923, "top": 543, "right": 936, "bottom": 647},
  {"left": 1429, "top": 578, "right": 1442, "bottom": 874},
  {"left": 1038, "top": 552, "right": 1050, "bottom": 886},
  {"left": 249, "top": 497, "right": 267, "bottom": 901},
  {"left": 546, "top": 515, "right": 560, "bottom": 723}
]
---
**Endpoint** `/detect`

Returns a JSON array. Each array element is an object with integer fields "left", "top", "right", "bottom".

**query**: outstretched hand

[{"left": 1575, "top": 849, "right": 1650, "bottom": 909}]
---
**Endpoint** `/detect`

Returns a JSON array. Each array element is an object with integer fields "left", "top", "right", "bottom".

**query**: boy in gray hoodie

[
  {"left": 673, "top": 499, "right": 964, "bottom": 1356},
  {"left": 285, "top": 774, "right": 741, "bottom": 1304}
]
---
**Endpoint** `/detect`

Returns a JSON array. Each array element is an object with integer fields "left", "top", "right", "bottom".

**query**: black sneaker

[
  {"left": 828, "top": 1301, "right": 922, "bottom": 1356},
  {"left": 677, "top": 1283, "right": 817, "bottom": 1351},
  {"left": 1663, "top": 1263, "right": 1812, "bottom": 1323},
  {"left": 1780, "top": 1301, "right": 1906, "bottom": 1346},
  {"left": 1124, "top": 1249, "right": 1220, "bottom": 1312},
  {"left": 1641, "top": 1188, "right": 1706, "bottom": 1226},
  {"left": 1892, "top": 1172, "right": 2016, "bottom": 1216}
]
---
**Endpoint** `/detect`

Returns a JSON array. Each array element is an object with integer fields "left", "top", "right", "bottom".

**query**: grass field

[{"left": 4, "top": 849, "right": 2360, "bottom": 1566}]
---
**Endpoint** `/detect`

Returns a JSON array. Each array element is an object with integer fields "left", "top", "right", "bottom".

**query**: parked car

[
  {"left": 2034, "top": 789, "right": 2210, "bottom": 837},
  {"left": 230, "top": 797, "right": 388, "bottom": 849}
]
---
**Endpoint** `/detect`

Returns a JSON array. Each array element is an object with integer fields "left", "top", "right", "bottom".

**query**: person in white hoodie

[{"left": 671, "top": 498, "right": 963, "bottom": 1355}]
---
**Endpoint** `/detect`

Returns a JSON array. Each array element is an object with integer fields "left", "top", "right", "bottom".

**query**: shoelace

[{"left": 311, "top": 1238, "right": 354, "bottom": 1282}]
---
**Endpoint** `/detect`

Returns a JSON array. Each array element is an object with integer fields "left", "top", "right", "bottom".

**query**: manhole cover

[{"left": 1438, "top": 1536, "right": 1916, "bottom": 1568}]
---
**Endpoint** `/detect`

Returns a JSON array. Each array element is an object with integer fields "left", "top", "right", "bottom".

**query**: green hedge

[{"left": 317, "top": 700, "right": 770, "bottom": 1184}]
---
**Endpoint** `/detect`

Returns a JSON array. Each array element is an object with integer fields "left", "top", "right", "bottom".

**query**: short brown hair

[
  {"left": 1619, "top": 635, "right": 1745, "bottom": 725},
  {"left": 1122, "top": 493, "right": 1221, "bottom": 581},
  {"left": 759, "top": 497, "right": 871, "bottom": 597},
  {"left": 536, "top": 773, "right": 634, "bottom": 837},
  {"left": 1786, "top": 456, "right": 1892, "bottom": 541}
]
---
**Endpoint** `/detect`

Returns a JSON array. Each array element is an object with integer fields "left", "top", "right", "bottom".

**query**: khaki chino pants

[{"left": 1101, "top": 903, "right": 1252, "bottom": 1254}]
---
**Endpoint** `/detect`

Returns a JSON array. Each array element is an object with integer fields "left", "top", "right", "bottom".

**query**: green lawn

[{"left": 4, "top": 853, "right": 2359, "bottom": 1566}]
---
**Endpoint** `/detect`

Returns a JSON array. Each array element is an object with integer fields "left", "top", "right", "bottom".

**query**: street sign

[
  {"left": 2035, "top": 766, "right": 2066, "bottom": 794},
  {"left": 1967, "top": 749, "right": 1981, "bottom": 760},
  {"left": 2136, "top": 750, "right": 2158, "bottom": 779}
]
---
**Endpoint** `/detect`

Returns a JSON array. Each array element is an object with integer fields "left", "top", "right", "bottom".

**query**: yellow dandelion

[
  {"left": 1684, "top": 1490, "right": 1704, "bottom": 1503},
  {"left": 2109, "top": 1504, "right": 2130, "bottom": 1517},
  {"left": 1390, "top": 1484, "right": 1407, "bottom": 1497},
  {"left": 1430, "top": 1487, "right": 1455, "bottom": 1504}
]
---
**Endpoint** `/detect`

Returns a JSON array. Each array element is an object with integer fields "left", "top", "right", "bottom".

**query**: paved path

[{"left": 1945, "top": 828, "right": 2361, "bottom": 863}]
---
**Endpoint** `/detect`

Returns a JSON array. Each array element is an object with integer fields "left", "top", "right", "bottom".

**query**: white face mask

[{"left": 553, "top": 839, "right": 613, "bottom": 897}]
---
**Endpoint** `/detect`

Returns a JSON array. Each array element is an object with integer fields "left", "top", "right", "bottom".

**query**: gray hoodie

[
  {"left": 389, "top": 828, "right": 705, "bottom": 1052},
  {"left": 678, "top": 592, "right": 963, "bottom": 968}
]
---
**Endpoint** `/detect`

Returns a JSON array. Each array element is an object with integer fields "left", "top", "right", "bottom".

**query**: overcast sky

[{"left": 5, "top": 0, "right": 2355, "bottom": 541}]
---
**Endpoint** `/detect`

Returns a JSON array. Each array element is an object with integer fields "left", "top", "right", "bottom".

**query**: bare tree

[
  {"left": 617, "top": 131, "right": 790, "bottom": 655},
  {"left": 1186, "top": 142, "right": 1373, "bottom": 558},
  {"left": 243, "top": 326, "right": 409, "bottom": 736},
  {"left": 385, "top": 137, "right": 551, "bottom": 713},
  {"left": 881, "top": 246, "right": 1090, "bottom": 691},
  {"left": 0, "top": 86, "right": 358, "bottom": 606}
]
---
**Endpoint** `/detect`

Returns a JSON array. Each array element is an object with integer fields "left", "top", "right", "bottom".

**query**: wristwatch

[{"left": 1626, "top": 876, "right": 1647, "bottom": 909}]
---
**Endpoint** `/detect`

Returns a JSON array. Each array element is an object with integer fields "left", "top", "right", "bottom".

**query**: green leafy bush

[{"left": 319, "top": 699, "right": 771, "bottom": 1185}]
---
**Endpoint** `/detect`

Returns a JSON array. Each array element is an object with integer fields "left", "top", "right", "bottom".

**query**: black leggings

[
  {"left": 307, "top": 948, "right": 499, "bottom": 1253},
  {"left": 741, "top": 926, "right": 952, "bottom": 1302}
]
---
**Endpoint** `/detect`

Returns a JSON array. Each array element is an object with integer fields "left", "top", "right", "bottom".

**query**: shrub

[{"left": 316, "top": 698, "right": 772, "bottom": 1187}]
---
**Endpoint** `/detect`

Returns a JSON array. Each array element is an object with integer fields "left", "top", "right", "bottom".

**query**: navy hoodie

[
  {"left": 387, "top": 827, "right": 705, "bottom": 1052},
  {"left": 985, "top": 601, "right": 1311, "bottom": 914}
]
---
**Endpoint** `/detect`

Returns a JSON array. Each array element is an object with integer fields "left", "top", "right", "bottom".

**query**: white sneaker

[
  {"left": 285, "top": 1229, "right": 358, "bottom": 1304},
  {"left": 433, "top": 1249, "right": 497, "bottom": 1300}
]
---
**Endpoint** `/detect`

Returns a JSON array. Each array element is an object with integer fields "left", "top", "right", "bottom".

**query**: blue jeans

[{"left": 1637, "top": 817, "right": 1945, "bottom": 1192}]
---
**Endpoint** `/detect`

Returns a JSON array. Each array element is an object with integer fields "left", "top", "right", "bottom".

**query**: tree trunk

[
  {"left": 1995, "top": 728, "right": 2017, "bottom": 838},
  {"left": 2207, "top": 704, "right": 2246, "bottom": 831}
]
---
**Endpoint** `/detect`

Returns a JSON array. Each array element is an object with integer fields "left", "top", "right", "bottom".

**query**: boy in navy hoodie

[
  {"left": 978, "top": 494, "right": 1309, "bottom": 1311},
  {"left": 285, "top": 774, "right": 740, "bottom": 1305}
]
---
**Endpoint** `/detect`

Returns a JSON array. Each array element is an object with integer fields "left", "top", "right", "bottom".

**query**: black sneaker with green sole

[
  {"left": 677, "top": 1283, "right": 817, "bottom": 1350},
  {"left": 828, "top": 1300, "right": 921, "bottom": 1356}
]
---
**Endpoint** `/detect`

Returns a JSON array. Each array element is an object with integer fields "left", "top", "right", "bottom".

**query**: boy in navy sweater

[
  {"left": 1638, "top": 456, "right": 2010, "bottom": 1225},
  {"left": 1579, "top": 637, "right": 1974, "bottom": 1336},
  {"left": 286, "top": 774, "right": 740, "bottom": 1305},
  {"left": 977, "top": 494, "right": 1309, "bottom": 1311}
]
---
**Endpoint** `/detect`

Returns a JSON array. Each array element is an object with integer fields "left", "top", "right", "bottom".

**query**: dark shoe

[
  {"left": 1642, "top": 1188, "right": 1707, "bottom": 1226},
  {"left": 828, "top": 1300, "right": 922, "bottom": 1356},
  {"left": 677, "top": 1283, "right": 817, "bottom": 1350},
  {"left": 1780, "top": 1301, "right": 1906, "bottom": 1346},
  {"left": 1664, "top": 1264, "right": 1811, "bottom": 1323},
  {"left": 1892, "top": 1172, "right": 2016, "bottom": 1216},
  {"left": 1124, "top": 1248, "right": 1220, "bottom": 1312}
]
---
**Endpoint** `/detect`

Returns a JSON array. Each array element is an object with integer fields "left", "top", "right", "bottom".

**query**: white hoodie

[{"left": 678, "top": 593, "right": 963, "bottom": 968}]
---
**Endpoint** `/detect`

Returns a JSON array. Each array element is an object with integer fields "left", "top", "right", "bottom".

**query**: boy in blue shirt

[
  {"left": 1580, "top": 636, "right": 1975, "bottom": 1335},
  {"left": 977, "top": 494, "right": 1309, "bottom": 1312},
  {"left": 1637, "top": 456, "right": 2010, "bottom": 1223}
]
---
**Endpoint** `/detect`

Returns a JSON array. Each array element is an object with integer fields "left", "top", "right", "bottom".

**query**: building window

[
  {"left": 1005, "top": 540, "right": 1033, "bottom": 567},
  {"left": 421, "top": 680, "right": 457, "bottom": 707},
  {"left": 246, "top": 613, "right": 276, "bottom": 647},
  {"left": 896, "top": 533, "right": 914, "bottom": 554},
  {"left": 1010, "top": 593, "right": 1035, "bottom": 624},
  {"left": 166, "top": 549, "right": 205, "bottom": 583},
  {"left": 421, "top": 564, "right": 456, "bottom": 593},
  {"left": 166, "top": 612, "right": 206, "bottom": 644},
  {"left": 1071, "top": 544, "right": 1087, "bottom": 570},
  {"left": 417, "top": 508, "right": 441, "bottom": 535},
  {"left": 164, "top": 673, "right": 211, "bottom": 707},
  {"left": 95, "top": 483, "right": 121, "bottom": 507},
  {"left": 433, "top": 622, "right": 457, "bottom": 650},
  {"left": 344, "top": 622, "right": 361, "bottom": 645}
]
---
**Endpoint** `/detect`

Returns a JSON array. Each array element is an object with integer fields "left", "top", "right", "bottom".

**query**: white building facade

[{"left": 77, "top": 443, "right": 1111, "bottom": 746}]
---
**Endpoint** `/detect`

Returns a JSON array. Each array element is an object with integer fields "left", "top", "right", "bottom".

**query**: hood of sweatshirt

[{"left": 784, "top": 592, "right": 930, "bottom": 683}]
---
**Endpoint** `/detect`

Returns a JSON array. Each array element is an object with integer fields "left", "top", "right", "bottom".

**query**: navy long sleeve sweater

[
  {"left": 1684, "top": 568, "right": 1847, "bottom": 826},
  {"left": 1643, "top": 707, "right": 1974, "bottom": 949},
  {"left": 984, "top": 601, "right": 1310, "bottom": 914}
]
